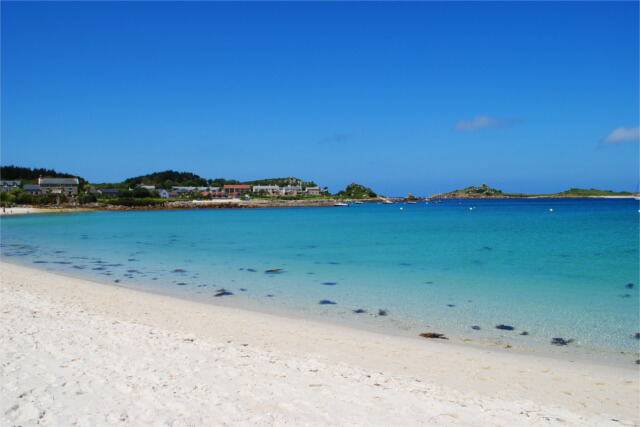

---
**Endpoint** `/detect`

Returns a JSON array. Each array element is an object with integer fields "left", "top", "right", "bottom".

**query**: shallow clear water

[{"left": 2, "top": 199, "right": 638, "bottom": 363}]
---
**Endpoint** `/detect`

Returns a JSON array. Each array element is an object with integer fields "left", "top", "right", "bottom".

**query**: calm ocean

[{"left": 2, "top": 199, "right": 638, "bottom": 364}]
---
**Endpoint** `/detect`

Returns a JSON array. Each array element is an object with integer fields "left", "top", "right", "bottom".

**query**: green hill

[
  {"left": 242, "top": 177, "right": 317, "bottom": 188},
  {"left": 334, "top": 183, "right": 378, "bottom": 199},
  {"left": 550, "top": 188, "right": 632, "bottom": 197}
]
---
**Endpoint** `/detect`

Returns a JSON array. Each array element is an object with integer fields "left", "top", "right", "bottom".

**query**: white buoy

[{"left": 550, "top": 209, "right": 553, "bottom": 212}]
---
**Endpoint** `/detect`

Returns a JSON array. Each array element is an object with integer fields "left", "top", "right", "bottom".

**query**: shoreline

[
  {"left": 1, "top": 195, "right": 637, "bottom": 216},
  {"left": 1, "top": 261, "right": 638, "bottom": 425}
]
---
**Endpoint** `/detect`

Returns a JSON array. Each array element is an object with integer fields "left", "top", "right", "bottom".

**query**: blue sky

[{"left": 2, "top": 1, "right": 638, "bottom": 195}]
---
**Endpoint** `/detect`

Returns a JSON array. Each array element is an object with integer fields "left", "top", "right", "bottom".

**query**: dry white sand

[{"left": 1, "top": 262, "right": 638, "bottom": 426}]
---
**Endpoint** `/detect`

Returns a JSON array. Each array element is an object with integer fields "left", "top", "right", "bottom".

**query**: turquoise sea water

[{"left": 2, "top": 199, "right": 638, "bottom": 364}]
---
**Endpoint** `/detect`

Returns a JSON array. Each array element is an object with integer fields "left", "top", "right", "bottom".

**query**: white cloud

[
  {"left": 601, "top": 126, "right": 639, "bottom": 145},
  {"left": 453, "top": 115, "right": 522, "bottom": 132}
]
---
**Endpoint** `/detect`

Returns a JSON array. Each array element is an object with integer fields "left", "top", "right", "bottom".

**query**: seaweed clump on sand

[
  {"left": 550, "top": 338, "right": 574, "bottom": 346},
  {"left": 215, "top": 289, "right": 233, "bottom": 297},
  {"left": 419, "top": 332, "right": 448, "bottom": 340}
]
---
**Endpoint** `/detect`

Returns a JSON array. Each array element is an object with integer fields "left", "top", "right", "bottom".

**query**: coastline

[
  {"left": 1, "top": 262, "right": 638, "bottom": 425},
  {"left": 1, "top": 195, "right": 637, "bottom": 216}
]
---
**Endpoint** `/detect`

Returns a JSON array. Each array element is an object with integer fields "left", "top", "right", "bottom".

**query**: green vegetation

[
  {"left": 334, "top": 183, "right": 377, "bottom": 199},
  {"left": 442, "top": 183, "right": 503, "bottom": 198},
  {"left": 551, "top": 188, "right": 632, "bottom": 197},
  {"left": 0, "top": 165, "right": 87, "bottom": 187},
  {"left": 243, "top": 177, "right": 317, "bottom": 188}
]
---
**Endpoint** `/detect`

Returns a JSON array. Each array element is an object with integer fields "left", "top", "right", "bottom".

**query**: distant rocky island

[{"left": 432, "top": 184, "right": 636, "bottom": 199}]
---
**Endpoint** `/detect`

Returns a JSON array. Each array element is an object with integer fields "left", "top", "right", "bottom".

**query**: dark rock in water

[
  {"left": 633, "top": 333, "right": 640, "bottom": 340},
  {"left": 265, "top": 269, "right": 283, "bottom": 274},
  {"left": 238, "top": 268, "right": 244, "bottom": 271},
  {"left": 327, "top": 262, "right": 340, "bottom": 265},
  {"left": 399, "top": 263, "right": 411, "bottom": 266},
  {"left": 322, "top": 282, "right": 337, "bottom": 286},
  {"left": 215, "top": 291, "right": 233, "bottom": 297},
  {"left": 353, "top": 309, "right": 366, "bottom": 314},
  {"left": 551, "top": 338, "right": 574, "bottom": 346},
  {"left": 625, "top": 283, "right": 634, "bottom": 289},
  {"left": 319, "top": 300, "right": 337, "bottom": 305},
  {"left": 127, "top": 269, "right": 138, "bottom": 273},
  {"left": 128, "top": 259, "right": 137, "bottom": 262},
  {"left": 173, "top": 269, "right": 186, "bottom": 273},
  {"left": 266, "top": 294, "right": 274, "bottom": 298},
  {"left": 471, "top": 326, "right": 481, "bottom": 330},
  {"left": 482, "top": 246, "right": 493, "bottom": 251},
  {"left": 93, "top": 267, "right": 106, "bottom": 271},
  {"left": 425, "top": 281, "right": 434, "bottom": 284},
  {"left": 55, "top": 250, "right": 65, "bottom": 253},
  {"left": 239, "top": 288, "right": 247, "bottom": 292},
  {"left": 619, "top": 294, "right": 632, "bottom": 298},
  {"left": 471, "top": 260, "right": 484, "bottom": 265},
  {"left": 54, "top": 261, "right": 72, "bottom": 265},
  {"left": 636, "top": 359, "right": 640, "bottom": 365},
  {"left": 114, "top": 279, "right": 120, "bottom": 283},
  {"left": 495, "top": 324, "right": 515, "bottom": 331},
  {"left": 419, "top": 332, "right": 448, "bottom": 340},
  {"left": 447, "top": 304, "right": 455, "bottom": 308},
  {"left": 520, "top": 331, "right": 529, "bottom": 336},
  {"left": 32, "top": 260, "right": 48, "bottom": 264},
  {"left": 247, "top": 268, "right": 257, "bottom": 272},
  {"left": 378, "top": 309, "right": 388, "bottom": 316},
  {"left": 177, "top": 282, "right": 187, "bottom": 286},
  {"left": 72, "top": 265, "right": 85, "bottom": 270}
]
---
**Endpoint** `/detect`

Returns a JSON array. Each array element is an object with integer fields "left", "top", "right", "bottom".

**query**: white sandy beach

[{"left": 1, "top": 261, "right": 638, "bottom": 426}]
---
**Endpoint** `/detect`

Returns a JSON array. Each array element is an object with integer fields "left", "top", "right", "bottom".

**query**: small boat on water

[
  {"left": 407, "top": 201, "right": 417, "bottom": 204},
  {"left": 382, "top": 199, "right": 393, "bottom": 204},
  {"left": 334, "top": 201, "right": 349, "bottom": 207}
]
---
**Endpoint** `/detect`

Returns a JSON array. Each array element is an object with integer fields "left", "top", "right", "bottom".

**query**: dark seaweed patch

[
  {"left": 471, "top": 326, "right": 481, "bottom": 330},
  {"left": 322, "top": 282, "right": 337, "bottom": 286},
  {"left": 72, "top": 265, "right": 86, "bottom": 270},
  {"left": 266, "top": 294, "right": 274, "bottom": 298},
  {"left": 53, "top": 261, "right": 72, "bottom": 265},
  {"left": 265, "top": 269, "right": 283, "bottom": 274},
  {"left": 399, "top": 263, "right": 411, "bottom": 266},
  {"left": 425, "top": 281, "right": 434, "bottom": 284},
  {"left": 32, "top": 260, "right": 48, "bottom": 264},
  {"left": 551, "top": 338, "right": 574, "bottom": 346},
  {"left": 378, "top": 309, "right": 388, "bottom": 316},
  {"left": 128, "top": 259, "right": 137, "bottom": 262},
  {"left": 319, "top": 300, "right": 336, "bottom": 305},
  {"left": 172, "top": 269, "right": 186, "bottom": 273},
  {"left": 215, "top": 291, "right": 233, "bottom": 297},
  {"left": 114, "top": 279, "right": 121, "bottom": 283},
  {"left": 327, "top": 262, "right": 340, "bottom": 265},
  {"left": 495, "top": 324, "right": 515, "bottom": 331},
  {"left": 246, "top": 268, "right": 257, "bottom": 272},
  {"left": 625, "top": 283, "right": 634, "bottom": 289},
  {"left": 239, "top": 288, "right": 247, "bottom": 292},
  {"left": 482, "top": 246, "right": 493, "bottom": 251},
  {"left": 93, "top": 267, "right": 106, "bottom": 271},
  {"left": 447, "top": 304, "right": 455, "bottom": 308},
  {"left": 520, "top": 331, "right": 529, "bottom": 336},
  {"left": 177, "top": 282, "right": 187, "bottom": 286},
  {"left": 353, "top": 309, "right": 366, "bottom": 314}
]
